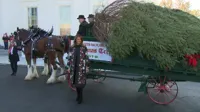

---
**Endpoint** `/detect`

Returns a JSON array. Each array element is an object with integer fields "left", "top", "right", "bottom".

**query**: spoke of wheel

[
  {"left": 166, "top": 91, "right": 176, "bottom": 97},
  {"left": 170, "top": 89, "right": 178, "bottom": 91},
  {"left": 167, "top": 81, "right": 176, "bottom": 88},
  {"left": 164, "top": 90, "right": 170, "bottom": 98},
  {"left": 162, "top": 92, "right": 166, "bottom": 103},
  {"left": 152, "top": 90, "right": 161, "bottom": 101}
]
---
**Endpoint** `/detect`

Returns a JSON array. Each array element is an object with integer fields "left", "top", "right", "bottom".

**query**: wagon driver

[{"left": 76, "top": 15, "right": 88, "bottom": 36}]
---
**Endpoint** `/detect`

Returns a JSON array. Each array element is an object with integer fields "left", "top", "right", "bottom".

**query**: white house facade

[
  {"left": 0, "top": 0, "right": 114, "bottom": 45},
  {"left": 0, "top": 0, "right": 199, "bottom": 46}
]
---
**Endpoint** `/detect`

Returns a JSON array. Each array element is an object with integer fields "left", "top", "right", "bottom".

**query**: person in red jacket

[{"left": 2, "top": 33, "right": 9, "bottom": 50}]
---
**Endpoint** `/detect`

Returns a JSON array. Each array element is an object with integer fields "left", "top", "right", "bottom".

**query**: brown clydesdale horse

[{"left": 14, "top": 27, "right": 70, "bottom": 84}]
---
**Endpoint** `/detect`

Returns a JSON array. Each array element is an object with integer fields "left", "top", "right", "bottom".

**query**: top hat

[
  {"left": 88, "top": 14, "right": 94, "bottom": 18},
  {"left": 77, "top": 15, "right": 85, "bottom": 19}
]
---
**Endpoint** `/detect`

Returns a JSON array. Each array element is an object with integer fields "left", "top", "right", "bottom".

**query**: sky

[
  {"left": 107, "top": 0, "right": 200, "bottom": 10},
  {"left": 150, "top": 0, "right": 200, "bottom": 10},
  {"left": 189, "top": 0, "right": 200, "bottom": 9}
]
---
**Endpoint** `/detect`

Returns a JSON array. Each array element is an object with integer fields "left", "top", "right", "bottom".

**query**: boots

[{"left": 76, "top": 87, "right": 83, "bottom": 104}]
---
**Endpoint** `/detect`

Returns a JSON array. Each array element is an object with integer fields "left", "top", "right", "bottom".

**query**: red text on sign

[{"left": 99, "top": 48, "right": 109, "bottom": 54}]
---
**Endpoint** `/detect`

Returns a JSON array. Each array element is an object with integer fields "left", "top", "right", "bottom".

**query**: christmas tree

[{"left": 93, "top": 0, "right": 200, "bottom": 69}]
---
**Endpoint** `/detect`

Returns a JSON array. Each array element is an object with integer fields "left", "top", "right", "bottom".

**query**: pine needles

[{"left": 93, "top": 0, "right": 200, "bottom": 69}]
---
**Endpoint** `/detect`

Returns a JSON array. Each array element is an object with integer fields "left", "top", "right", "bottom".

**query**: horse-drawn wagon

[{"left": 58, "top": 36, "right": 200, "bottom": 105}]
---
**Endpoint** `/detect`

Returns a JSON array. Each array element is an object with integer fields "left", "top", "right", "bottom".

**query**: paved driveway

[{"left": 0, "top": 65, "right": 200, "bottom": 112}]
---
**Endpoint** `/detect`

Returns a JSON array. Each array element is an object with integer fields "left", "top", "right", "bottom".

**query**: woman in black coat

[
  {"left": 67, "top": 35, "right": 90, "bottom": 104},
  {"left": 8, "top": 39, "right": 19, "bottom": 76}
]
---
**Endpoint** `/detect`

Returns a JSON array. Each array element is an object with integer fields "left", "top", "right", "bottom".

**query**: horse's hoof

[
  {"left": 57, "top": 76, "right": 66, "bottom": 82},
  {"left": 41, "top": 74, "right": 48, "bottom": 76},
  {"left": 35, "top": 74, "right": 39, "bottom": 79},
  {"left": 24, "top": 77, "right": 33, "bottom": 80},
  {"left": 57, "top": 75, "right": 66, "bottom": 82},
  {"left": 41, "top": 72, "right": 48, "bottom": 76},
  {"left": 46, "top": 78, "right": 56, "bottom": 84}
]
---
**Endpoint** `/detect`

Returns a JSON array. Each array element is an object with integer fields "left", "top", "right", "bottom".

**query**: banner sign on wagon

[{"left": 71, "top": 40, "right": 112, "bottom": 62}]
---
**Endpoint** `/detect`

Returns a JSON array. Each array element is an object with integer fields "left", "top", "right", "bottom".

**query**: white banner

[{"left": 71, "top": 40, "right": 112, "bottom": 62}]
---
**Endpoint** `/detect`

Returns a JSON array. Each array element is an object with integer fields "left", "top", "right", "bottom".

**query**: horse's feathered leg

[
  {"left": 56, "top": 52, "right": 66, "bottom": 82},
  {"left": 33, "top": 58, "right": 39, "bottom": 78},
  {"left": 46, "top": 51, "right": 57, "bottom": 84},
  {"left": 57, "top": 52, "right": 65, "bottom": 75},
  {"left": 42, "top": 57, "right": 49, "bottom": 76},
  {"left": 24, "top": 54, "right": 34, "bottom": 80}
]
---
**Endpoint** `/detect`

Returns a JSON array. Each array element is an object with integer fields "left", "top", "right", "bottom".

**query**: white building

[{"left": 0, "top": 0, "right": 114, "bottom": 45}]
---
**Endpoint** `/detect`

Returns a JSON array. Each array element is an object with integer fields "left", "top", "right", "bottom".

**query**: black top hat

[
  {"left": 77, "top": 15, "right": 85, "bottom": 19},
  {"left": 88, "top": 14, "right": 94, "bottom": 18}
]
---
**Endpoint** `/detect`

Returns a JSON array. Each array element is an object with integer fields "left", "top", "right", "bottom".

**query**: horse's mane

[
  {"left": 38, "top": 27, "right": 48, "bottom": 34},
  {"left": 36, "top": 27, "right": 50, "bottom": 36},
  {"left": 19, "top": 28, "right": 30, "bottom": 34},
  {"left": 20, "top": 28, "right": 28, "bottom": 32}
]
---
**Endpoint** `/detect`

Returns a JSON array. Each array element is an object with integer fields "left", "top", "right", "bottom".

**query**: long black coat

[
  {"left": 67, "top": 45, "right": 90, "bottom": 88},
  {"left": 87, "top": 22, "right": 94, "bottom": 37},
  {"left": 9, "top": 46, "right": 19, "bottom": 62},
  {"left": 77, "top": 21, "right": 88, "bottom": 36}
]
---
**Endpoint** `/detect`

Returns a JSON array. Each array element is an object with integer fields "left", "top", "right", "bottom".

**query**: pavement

[{"left": 0, "top": 49, "right": 200, "bottom": 112}]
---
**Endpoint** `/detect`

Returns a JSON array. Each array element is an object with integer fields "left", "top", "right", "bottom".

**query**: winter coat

[{"left": 67, "top": 45, "right": 90, "bottom": 88}]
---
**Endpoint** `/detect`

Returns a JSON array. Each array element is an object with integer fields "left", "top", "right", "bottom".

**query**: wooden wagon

[{"left": 58, "top": 36, "right": 200, "bottom": 105}]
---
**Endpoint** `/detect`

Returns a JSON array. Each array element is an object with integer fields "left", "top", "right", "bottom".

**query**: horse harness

[{"left": 19, "top": 29, "right": 54, "bottom": 57}]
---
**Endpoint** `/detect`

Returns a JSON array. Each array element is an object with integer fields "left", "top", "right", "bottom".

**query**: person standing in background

[
  {"left": 8, "top": 38, "right": 19, "bottom": 76},
  {"left": 2, "top": 33, "right": 9, "bottom": 50}
]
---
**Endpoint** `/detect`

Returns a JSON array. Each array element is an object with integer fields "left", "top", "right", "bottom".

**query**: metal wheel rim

[{"left": 147, "top": 76, "right": 178, "bottom": 105}]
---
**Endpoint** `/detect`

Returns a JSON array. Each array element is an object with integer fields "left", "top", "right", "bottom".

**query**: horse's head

[
  {"left": 16, "top": 27, "right": 30, "bottom": 41},
  {"left": 15, "top": 27, "right": 31, "bottom": 48}
]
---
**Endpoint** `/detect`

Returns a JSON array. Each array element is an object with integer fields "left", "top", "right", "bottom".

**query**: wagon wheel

[
  {"left": 93, "top": 69, "right": 107, "bottom": 83},
  {"left": 146, "top": 76, "right": 178, "bottom": 105},
  {"left": 67, "top": 73, "right": 76, "bottom": 91}
]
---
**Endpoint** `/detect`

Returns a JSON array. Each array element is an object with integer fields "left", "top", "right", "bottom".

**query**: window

[
  {"left": 59, "top": 6, "right": 71, "bottom": 36},
  {"left": 28, "top": 7, "right": 38, "bottom": 28}
]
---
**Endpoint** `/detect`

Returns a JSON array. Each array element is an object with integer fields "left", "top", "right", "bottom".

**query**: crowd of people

[
  {"left": 2, "top": 33, "right": 15, "bottom": 50},
  {"left": 4, "top": 14, "right": 95, "bottom": 104}
]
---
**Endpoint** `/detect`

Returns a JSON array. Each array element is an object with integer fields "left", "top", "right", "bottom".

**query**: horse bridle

[
  {"left": 16, "top": 28, "right": 51, "bottom": 53},
  {"left": 15, "top": 29, "right": 35, "bottom": 53}
]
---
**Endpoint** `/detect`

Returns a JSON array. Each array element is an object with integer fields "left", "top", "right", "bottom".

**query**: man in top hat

[
  {"left": 87, "top": 14, "right": 95, "bottom": 37},
  {"left": 77, "top": 15, "right": 88, "bottom": 36}
]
